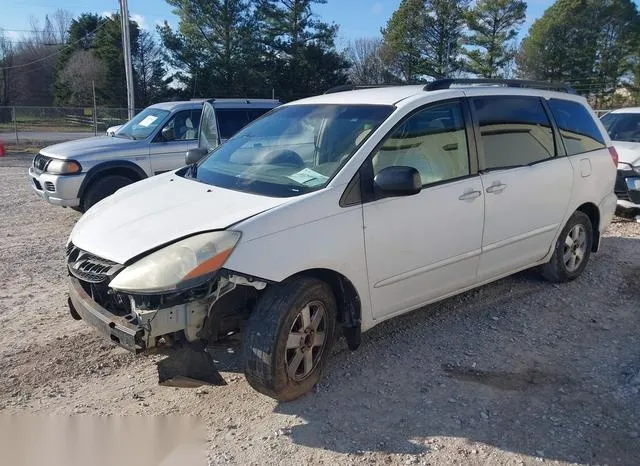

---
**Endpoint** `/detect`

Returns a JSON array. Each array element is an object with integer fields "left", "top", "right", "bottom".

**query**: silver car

[{"left": 29, "top": 98, "right": 280, "bottom": 212}]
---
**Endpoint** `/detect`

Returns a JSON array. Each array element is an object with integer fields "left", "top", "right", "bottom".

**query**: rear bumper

[
  {"left": 68, "top": 276, "right": 145, "bottom": 353},
  {"left": 28, "top": 167, "right": 83, "bottom": 207}
]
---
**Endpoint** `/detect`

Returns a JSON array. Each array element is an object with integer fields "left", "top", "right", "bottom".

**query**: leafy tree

[
  {"left": 380, "top": 0, "right": 426, "bottom": 82},
  {"left": 464, "top": 0, "right": 526, "bottom": 78},
  {"left": 518, "top": 0, "right": 600, "bottom": 85},
  {"left": 53, "top": 14, "right": 104, "bottom": 104},
  {"left": 160, "top": 0, "right": 264, "bottom": 98},
  {"left": 134, "top": 31, "right": 171, "bottom": 107},
  {"left": 256, "top": 0, "right": 349, "bottom": 99},
  {"left": 592, "top": 0, "right": 640, "bottom": 101},
  {"left": 518, "top": 0, "right": 640, "bottom": 102},
  {"left": 92, "top": 14, "right": 140, "bottom": 107},
  {"left": 0, "top": 29, "right": 15, "bottom": 106},
  {"left": 382, "top": 0, "right": 469, "bottom": 81},
  {"left": 422, "top": 0, "right": 470, "bottom": 78}
]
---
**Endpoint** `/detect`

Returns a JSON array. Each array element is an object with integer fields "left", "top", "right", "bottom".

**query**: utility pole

[
  {"left": 92, "top": 80, "right": 98, "bottom": 135},
  {"left": 119, "top": 0, "right": 135, "bottom": 120}
]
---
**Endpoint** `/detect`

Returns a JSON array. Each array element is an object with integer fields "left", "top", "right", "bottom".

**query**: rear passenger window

[
  {"left": 472, "top": 96, "right": 555, "bottom": 170},
  {"left": 547, "top": 99, "right": 606, "bottom": 155},
  {"left": 216, "top": 109, "right": 250, "bottom": 140},
  {"left": 372, "top": 100, "right": 470, "bottom": 186}
]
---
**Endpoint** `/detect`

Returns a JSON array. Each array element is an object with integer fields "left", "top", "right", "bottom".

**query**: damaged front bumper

[
  {"left": 67, "top": 275, "right": 208, "bottom": 353},
  {"left": 615, "top": 166, "right": 640, "bottom": 209}
]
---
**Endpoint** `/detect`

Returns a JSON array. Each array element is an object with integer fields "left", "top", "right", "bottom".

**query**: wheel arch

[
  {"left": 575, "top": 202, "right": 600, "bottom": 252},
  {"left": 287, "top": 268, "right": 363, "bottom": 350},
  {"left": 78, "top": 161, "right": 148, "bottom": 201}
]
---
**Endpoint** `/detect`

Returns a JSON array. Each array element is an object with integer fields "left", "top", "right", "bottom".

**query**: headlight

[
  {"left": 633, "top": 165, "right": 640, "bottom": 175},
  {"left": 109, "top": 231, "right": 241, "bottom": 294},
  {"left": 46, "top": 158, "right": 82, "bottom": 174}
]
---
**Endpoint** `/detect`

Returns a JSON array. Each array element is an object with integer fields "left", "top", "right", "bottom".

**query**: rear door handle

[
  {"left": 486, "top": 183, "right": 506, "bottom": 194},
  {"left": 458, "top": 190, "right": 482, "bottom": 201}
]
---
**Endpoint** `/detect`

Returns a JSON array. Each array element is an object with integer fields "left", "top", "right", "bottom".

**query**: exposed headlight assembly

[
  {"left": 46, "top": 158, "right": 82, "bottom": 174},
  {"left": 109, "top": 231, "right": 241, "bottom": 294}
]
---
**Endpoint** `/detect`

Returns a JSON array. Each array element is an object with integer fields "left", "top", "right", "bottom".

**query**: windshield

[
  {"left": 183, "top": 104, "right": 394, "bottom": 197},
  {"left": 600, "top": 112, "right": 640, "bottom": 142},
  {"left": 115, "top": 107, "right": 170, "bottom": 140}
]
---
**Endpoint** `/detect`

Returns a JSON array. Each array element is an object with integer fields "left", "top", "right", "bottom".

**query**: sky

[{"left": 0, "top": 0, "right": 558, "bottom": 49}]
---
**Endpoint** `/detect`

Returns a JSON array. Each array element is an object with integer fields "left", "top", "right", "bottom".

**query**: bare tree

[
  {"left": 346, "top": 37, "right": 394, "bottom": 85},
  {"left": 52, "top": 9, "right": 73, "bottom": 44},
  {"left": 28, "top": 16, "right": 55, "bottom": 45},
  {"left": 58, "top": 50, "right": 106, "bottom": 105}
]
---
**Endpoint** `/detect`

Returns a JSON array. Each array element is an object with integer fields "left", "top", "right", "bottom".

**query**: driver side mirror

[
  {"left": 161, "top": 126, "right": 175, "bottom": 141},
  {"left": 185, "top": 148, "right": 207, "bottom": 165},
  {"left": 374, "top": 166, "right": 422, "bottom": 198}
]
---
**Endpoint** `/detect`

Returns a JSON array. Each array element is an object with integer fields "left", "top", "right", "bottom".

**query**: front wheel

[
  {"left": 81, "top": 175, "right": 134, "bottom": 212},
  {"left": 541, "top": 211, "right": 593, "bottom": 283},
  {"left": 243, "top": 277, "right": 336, "bottom": 401}
]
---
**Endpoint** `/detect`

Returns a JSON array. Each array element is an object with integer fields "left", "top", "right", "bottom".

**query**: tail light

[{"left": 608, "top": 146, "right": 619, "bottom": 167}]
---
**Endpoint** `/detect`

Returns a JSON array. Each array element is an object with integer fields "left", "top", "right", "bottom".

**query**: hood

[
  {"left": 40, "top": 135, "right": 143, "bottom": 159},
  {"left": 612, "top": 140, "right": 640, "bottom": 167},
  {"left": 70, "top": 173, "right": 290, "bottom": 264}
]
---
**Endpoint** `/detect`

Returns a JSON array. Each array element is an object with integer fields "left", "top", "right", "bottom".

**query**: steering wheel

[{"left": 261, "top": 149, "right": 305, "bottom": 168}]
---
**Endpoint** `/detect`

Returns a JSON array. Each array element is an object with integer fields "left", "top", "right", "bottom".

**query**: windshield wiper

[{"left": 186, "top": 162, "right": 198, "bottom": 178}]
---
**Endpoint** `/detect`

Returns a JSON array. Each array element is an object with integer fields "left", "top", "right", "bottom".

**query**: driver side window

[
  {"left": 162, "top": 110, "right": 201, "bottom": 141},
  {"left": 372, "top": 101, "right": 470, "bottom": 186}
]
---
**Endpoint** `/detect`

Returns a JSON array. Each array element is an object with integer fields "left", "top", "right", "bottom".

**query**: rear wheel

[
  {"left": 541, "top": 211, "right": 593, "bottom": 283},
  {"left": 81, "top": 175, "right": 134, "bottom": 212},
  {"left": 243, "top": 277, "right": 336, "bottom": 401}
]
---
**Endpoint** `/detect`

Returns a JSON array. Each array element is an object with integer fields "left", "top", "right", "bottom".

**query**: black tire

[
  {"left": 243, "top": 277, "right": 337, "bottom": 401},
  {"left": 541, "top": 211, "right": 593, "bottom": 283},
  {"left": 81, "top": 175, "right": 134, "bottom": 212}
]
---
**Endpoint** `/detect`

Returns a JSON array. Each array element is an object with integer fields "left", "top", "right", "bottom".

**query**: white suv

[{"left": 65, "top": 79, "right": 617, "bottom": 400}]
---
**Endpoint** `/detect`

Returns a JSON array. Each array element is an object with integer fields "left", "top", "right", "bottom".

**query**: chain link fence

[
  {"left": 0, "top": 106, "right": 142, "bottom": 143},
  {"left": 0, "top": 103, "right": 624, "bottom": 146}
]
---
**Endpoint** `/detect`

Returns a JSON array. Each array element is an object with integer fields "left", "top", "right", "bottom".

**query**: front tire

[
  {"left": 81, "top": 175, "right": 134, "bottom": 212},
  {"left": 541, "top": 211, "right": 593, "bottom": 283},
  {"left": 243, "top": 277, "right": 336, "bottom": 401}
]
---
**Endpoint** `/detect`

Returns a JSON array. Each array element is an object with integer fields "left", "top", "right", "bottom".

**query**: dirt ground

[{"left": 1, "top": 153, "right": 639, "bottom": 465}]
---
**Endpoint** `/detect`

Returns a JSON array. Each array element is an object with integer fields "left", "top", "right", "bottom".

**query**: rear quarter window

[{"left": 547, "top": 99, "right": 606, "bottom": 156}]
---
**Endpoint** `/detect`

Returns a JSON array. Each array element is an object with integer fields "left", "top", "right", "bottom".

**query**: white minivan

[{"left": 66, "top": 79, "right": 617, "bottom": 400}]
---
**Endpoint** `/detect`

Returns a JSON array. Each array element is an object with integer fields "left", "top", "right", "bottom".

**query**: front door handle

[
  {"left": 486, "top": 183, "right": 507, "bottom": 194},
  {"left": 459, "top": 190, "right": 482, "bottom": 201}
]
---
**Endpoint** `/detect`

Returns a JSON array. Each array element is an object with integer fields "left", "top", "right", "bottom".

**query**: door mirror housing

[
  {"left": 374, "top": 166, "right": 422, "bottom": 198},
  {"left": 185, "top": 148, "right": 207, "bottom": 165},
  {"left": 161, "top": 126, "right": 175, "bottom": 141}
]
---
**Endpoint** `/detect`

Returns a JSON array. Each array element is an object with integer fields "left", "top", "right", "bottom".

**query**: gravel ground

[{"left": 1, "top": 153, "right": 639, "bottom": 465}]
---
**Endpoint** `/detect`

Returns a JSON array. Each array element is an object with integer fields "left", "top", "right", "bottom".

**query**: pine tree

[{"left": 464, "top": 0, "right": 526, "bottom": 78}]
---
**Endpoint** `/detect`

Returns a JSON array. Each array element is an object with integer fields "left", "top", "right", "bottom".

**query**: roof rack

[
  {"left": 324, "top": 84, "right": 397, "bottom": 94},
  {"left": 203, "top": 98, "right": 281, "bottom": 104},
  {"left": 423, "top": 78, "right": 576, "bottom": 94}
]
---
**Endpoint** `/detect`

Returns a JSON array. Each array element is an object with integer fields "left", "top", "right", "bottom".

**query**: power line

[{"left": 0, "top": 20, "right": 110, "bottom": 71}]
